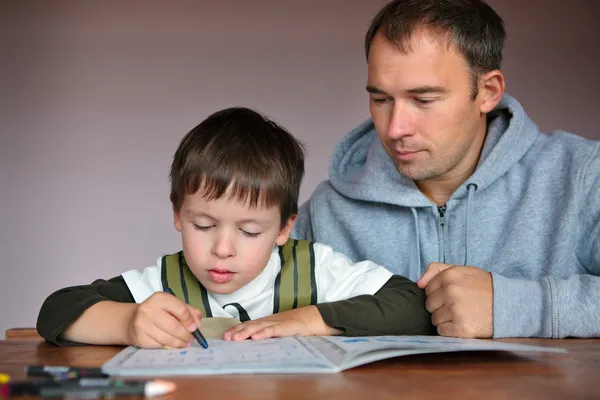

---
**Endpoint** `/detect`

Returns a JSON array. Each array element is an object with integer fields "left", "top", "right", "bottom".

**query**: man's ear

[
  {"left": 478, "top": 69, "right": 505, "bottom": 113},
  {"left": 275, "top": 214, "right": 297, "bottom": 246}
]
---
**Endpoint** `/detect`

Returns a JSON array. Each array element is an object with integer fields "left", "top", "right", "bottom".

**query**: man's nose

[{"left": 386, "top": 105, "right": 416, "bottom": 140}]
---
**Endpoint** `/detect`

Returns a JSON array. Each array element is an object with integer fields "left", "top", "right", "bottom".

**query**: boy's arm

[
  {"left": 36, "top": 276, "right": 136, "bottom": 346},
  {"left": 223, "top": 276, "right": 435, "bottom": 340},
  {"left": 317, "top": 275, "right": 436, "bottom": 336}
]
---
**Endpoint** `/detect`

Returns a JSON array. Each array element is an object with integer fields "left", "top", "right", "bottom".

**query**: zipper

[
  {"left": 438, "top": 204, "right": 447, "bottom": 228},
  {"left": 437, "top": 204, "right": 447, "bottom": 262}
]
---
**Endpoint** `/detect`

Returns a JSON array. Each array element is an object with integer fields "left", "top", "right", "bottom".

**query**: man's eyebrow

[
  {"left": 366, "top": 85, "right": 449, "bottom": 95},
  {"left": 366, "top": 85, "right": 389, "bottom": 95},
  {"left": 407, "top": 86, "right": 448, "bottom": 94}
]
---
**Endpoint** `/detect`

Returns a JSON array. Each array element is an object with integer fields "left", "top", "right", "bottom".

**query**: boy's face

[{"left": 173, "top": 187, "right": 294, "bottom": 295}]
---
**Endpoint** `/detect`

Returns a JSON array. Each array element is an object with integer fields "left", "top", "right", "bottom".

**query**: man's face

[{"left": 367, "top": 30, "right": 488, "bottom": 184}]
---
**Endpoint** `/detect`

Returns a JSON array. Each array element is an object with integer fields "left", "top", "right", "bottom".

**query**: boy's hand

[
  {"left": 222, "top": 305, "right": 342, "bottom": 341},
  {"left": 126, "top": 292, "right": 203, "bottom": 348}
]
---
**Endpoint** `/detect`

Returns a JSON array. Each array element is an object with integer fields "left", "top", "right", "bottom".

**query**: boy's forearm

[
  {"left": 303, "top": 305, "right": 343, "bottom": 336},
  {"left": 316, "top": 275, "right": 436, "bottom": 336},
  {"left": 62, "top": 301, "right": 137, "bottom": 345}
]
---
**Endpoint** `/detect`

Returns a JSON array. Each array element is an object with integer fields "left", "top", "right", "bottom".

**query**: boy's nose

[{"left": 211, "top": 233, "right": 236, "bottom": 258}]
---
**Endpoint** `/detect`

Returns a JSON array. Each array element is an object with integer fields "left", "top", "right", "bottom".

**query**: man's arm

[{"left": 419, "top": 148, "right": 600, "bottom": 338}]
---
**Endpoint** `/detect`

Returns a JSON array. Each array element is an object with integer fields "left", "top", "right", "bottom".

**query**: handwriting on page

[{"left": 120, "top": 338, "right": 323, "bottom": 367}]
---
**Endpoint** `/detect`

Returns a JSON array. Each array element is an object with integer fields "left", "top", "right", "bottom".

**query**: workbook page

[
  {"left": 301, "top": 335, "right": 567, "bottom": 371},
  {"left": 103, "top": 337, "right": 336, "bottom": 376}
]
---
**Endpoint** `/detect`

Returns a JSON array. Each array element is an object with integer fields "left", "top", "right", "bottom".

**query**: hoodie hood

[{"left": 329, "top": 94, "right": 541, "bottom": 206}]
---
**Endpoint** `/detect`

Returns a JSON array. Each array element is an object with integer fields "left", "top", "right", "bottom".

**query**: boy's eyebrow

[{"left": 185, "top": 210, "right": 273, "bottom": 225}]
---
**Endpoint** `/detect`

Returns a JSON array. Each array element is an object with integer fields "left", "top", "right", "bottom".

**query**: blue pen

[{"left": 164, "top": 287, "right": 208, "bottom": 349}]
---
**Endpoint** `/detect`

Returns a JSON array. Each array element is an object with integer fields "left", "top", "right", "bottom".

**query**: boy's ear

[
  {"left": 275, "top": 214, "right": 297, "bottom": 246},
  {"left": 173, "top": 206, "right": 182, "bottom": 232}
]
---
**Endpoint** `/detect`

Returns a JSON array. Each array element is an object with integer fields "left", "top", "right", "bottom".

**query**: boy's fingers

[
  {"left": 151, "top": 310, "right": 193, "bottom": 344},
  {"left": 185, "top": 305, "right": 203, "bottom": 330},
  {"left": 148, "top": 323, "right": 191, "bottom": 349},
  {"left": 250, "top": 326, "right": 279, "bottom": 340},
  {"left": 230, "top": 322, "right": 272, "bottom": 341},
  {"left": 157, "top": 294, "right": 198, "bottom": 330},
  {"left": 222, "top": 324, "right": 247, "bottom": 341}
]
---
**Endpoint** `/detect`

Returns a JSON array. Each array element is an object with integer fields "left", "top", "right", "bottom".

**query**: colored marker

[
  {"left": 164, "top": 287, "right": 209, "bottom": 349},
  {"left": 1, "top": 378, "right": 175, "bottom": 398},
  {"left": 25, "top": 365, "right": 107, "bottom": 378}
]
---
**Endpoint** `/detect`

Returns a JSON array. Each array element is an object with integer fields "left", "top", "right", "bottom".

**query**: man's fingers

[
  {"left": 430, "top": 305, "right": 453, "bottom": 327},
  {"left": 417, "top": 262, "right": 454, "bottom": 289},
  {"left": 436, "top": 321, "right": 458, "bottom": 337},
  {"left": 424, "top": 287, "right": 446, "bottom": 313}
]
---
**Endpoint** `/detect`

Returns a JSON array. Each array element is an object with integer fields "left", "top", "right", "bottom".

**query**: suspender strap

[
  {"left": 161, "top": 251, "right": 213, "bottom": 318},
  {"left": 273, "top": 239, "right": 317, "bottom": 313}
]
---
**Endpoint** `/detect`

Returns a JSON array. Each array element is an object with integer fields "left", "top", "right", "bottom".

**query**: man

[{"left": 292, "top": 0, "right": 600, "bottom": 339}]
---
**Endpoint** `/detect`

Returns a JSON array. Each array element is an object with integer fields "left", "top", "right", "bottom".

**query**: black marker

[
  {"left": 164, "top": 287, "right": 209, "bottom": 349},
  {"left": 1, "top": 378, "right": 175, "bottom": 398},
  {"left": 25, "top": 365, "right": 107, "bottom": 378}
]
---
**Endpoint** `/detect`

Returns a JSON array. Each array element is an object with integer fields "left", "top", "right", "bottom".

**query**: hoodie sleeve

[
  {"left": 291, "top": 200, "right": 315, "bottom": 240},
  {"left": 492, "top": 145, "right": 600, "bottom": 338}
]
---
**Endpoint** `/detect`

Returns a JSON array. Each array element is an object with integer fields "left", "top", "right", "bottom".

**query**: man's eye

[
  {"left": 415, "top": 98, "right": 435, "bottom": 105},
  {"left": 193, "top": 224, "right": 213, "bottom": 231},
  {"left": 241, "top": 229, "right": 260, "bottom": 238},
  {"left": 371, "top": 97, "right": 389, "bottom": 104}
]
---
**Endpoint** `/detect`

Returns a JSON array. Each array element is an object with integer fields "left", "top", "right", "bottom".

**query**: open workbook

[{"left": 102, "top": 334, "right": 566, "bottom": 376}]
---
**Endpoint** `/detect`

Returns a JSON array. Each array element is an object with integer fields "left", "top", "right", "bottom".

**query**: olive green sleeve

[
  {"left": 36, "top": 275, "right": 135, "bottom": 346},
  {"left": 315, "top": 275, "right": 436, "bottom": 336}
]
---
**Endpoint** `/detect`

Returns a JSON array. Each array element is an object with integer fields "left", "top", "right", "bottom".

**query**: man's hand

[
  {"left": 222, "top": 305, "right": 342, "bottom": 341},
  {"left": 417, "top": 263, "right": 493, "bottom": 338},
  {"left": 126, "top": 292, "right": 203, "bottom": 349}
]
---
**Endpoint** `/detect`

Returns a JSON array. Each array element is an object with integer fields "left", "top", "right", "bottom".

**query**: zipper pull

[{"left": 438, "top": 204, "right": 447, "bottom": 228}]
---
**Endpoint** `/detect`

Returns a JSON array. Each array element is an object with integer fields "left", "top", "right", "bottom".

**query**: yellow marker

[{"left": 0, "top": 373, "right": 10, "bottom": 384}]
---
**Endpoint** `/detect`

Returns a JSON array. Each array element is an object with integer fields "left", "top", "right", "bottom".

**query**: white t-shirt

[{"left": 122, "top": 242, "right": 393, "bottom": 321}]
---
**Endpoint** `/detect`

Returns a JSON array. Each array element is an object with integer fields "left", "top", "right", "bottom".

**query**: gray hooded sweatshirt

[{"left": 292, "top": 94, "right": 600, "bottom": 338}]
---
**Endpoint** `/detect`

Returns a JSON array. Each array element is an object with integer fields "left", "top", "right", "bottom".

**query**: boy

[{"left": 37, "top": 107, "right": 434, "bottom": 348}]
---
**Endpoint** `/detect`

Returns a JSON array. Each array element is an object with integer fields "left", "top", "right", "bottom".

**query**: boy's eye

[
  {"left": 193, "top": 224, "right": 213, "bottom": 231},
  {"left": 241, "top": 229, "right": 261, "bottom": 238}
]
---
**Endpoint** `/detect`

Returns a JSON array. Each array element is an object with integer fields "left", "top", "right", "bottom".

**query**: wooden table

[{"left": 1, "top": 338, "right": 599, "bottom": 399}]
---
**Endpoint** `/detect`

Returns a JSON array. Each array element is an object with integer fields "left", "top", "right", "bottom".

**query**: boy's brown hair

[{"left": 169, "top": 107, "right": 305, "bottom": 227}]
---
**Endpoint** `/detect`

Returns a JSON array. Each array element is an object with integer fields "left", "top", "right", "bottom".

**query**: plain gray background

[{"left": 1, "top": 0, "right": 599, "bottom": 337}]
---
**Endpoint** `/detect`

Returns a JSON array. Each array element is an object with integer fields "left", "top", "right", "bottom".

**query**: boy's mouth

[{"left": 207, "top": 269, "right": 235, "bottom": 284}]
